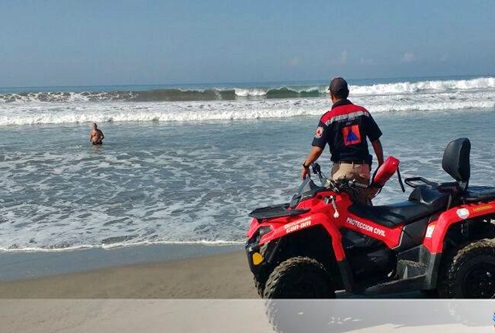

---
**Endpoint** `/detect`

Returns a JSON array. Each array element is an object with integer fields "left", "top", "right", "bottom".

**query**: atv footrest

[
  {"left": 364, "top": 275, "right": 427, "bottom": 295},
  {"left": 397, "top": 260, "right": 427, "bottom": 279}
]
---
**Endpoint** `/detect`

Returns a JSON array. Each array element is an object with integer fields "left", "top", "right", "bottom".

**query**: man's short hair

[{"left": 329, "top": 77, "right": 349, "bottom": 99}]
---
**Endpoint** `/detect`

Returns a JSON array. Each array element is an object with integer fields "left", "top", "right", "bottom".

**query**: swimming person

[{"left": 89, "top": 123, "right": 105, "bottom": 145}]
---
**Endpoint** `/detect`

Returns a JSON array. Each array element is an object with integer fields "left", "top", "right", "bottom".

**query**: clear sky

[{"left": 1, "top": 0, "right": 494, "bottom": 87}]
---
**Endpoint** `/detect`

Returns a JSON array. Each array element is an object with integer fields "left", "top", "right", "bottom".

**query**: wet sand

[{"left": 0, "top": 250, "right": 258, "bottom": 298}]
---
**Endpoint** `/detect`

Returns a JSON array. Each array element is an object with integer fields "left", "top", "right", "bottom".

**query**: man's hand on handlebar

[{"left": 301, "top": 165, "right": 311, "bottom": 180}]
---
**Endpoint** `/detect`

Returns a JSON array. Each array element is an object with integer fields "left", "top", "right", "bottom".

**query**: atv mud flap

[{"left": 337, "top": 259, "right": 356, "bottom": 293}]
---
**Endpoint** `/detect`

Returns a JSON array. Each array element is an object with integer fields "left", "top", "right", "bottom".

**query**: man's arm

[
  {"left": 301, "top": 146, "right": 324, "bottom": 179},
  {"left": 371, "top": 139, "right": 384, "bottom": 166}
]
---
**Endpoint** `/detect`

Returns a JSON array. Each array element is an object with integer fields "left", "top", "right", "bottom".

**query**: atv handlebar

[
  {"left": 333, "top": 178, "right": 369, "bottom": 192},
  {"left": 349, "top": 179, "right": 369, "bottom": 189}
]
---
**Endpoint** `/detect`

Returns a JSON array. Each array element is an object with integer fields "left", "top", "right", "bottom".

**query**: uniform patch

[
  {"left": 315, "top": 126, "right": 324, "bottom": 138},
  {"left": 342, "top": 125, "right": 361, "bottom": 146}
]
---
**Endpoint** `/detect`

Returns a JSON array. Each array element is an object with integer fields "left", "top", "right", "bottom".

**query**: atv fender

[
  {"left": 259, "top": 212, "right": 346, "bottom": 261},
  {"left": 423, "top": 203, "right": 495, "bottom": 253}
]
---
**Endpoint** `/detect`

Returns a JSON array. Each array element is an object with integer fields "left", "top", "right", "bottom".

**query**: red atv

[{"left": 246, "top": 138, "right": 495, "bottom": 298}]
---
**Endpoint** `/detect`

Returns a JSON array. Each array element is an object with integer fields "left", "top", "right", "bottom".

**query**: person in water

[
  {"left": 301, "top": 77, "right": 384, "bottom": 204},
  {"left": 89, "top": 123, "right": 105, "bottom": 145}
]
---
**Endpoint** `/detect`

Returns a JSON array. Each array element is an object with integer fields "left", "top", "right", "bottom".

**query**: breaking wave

[
  {"left": 0, "top": 76, "right": 494, "bottom": 126},
  {"left": 0, "top": 87, "right": 322, "bottom": 103},
  {"left": 1, "top": 77, "right": 494, "bottom": 103}
]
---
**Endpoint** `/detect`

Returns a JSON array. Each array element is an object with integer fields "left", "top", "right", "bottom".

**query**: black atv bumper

[{"left": 245, "top": 235, "right": 281, "bottom": 277}]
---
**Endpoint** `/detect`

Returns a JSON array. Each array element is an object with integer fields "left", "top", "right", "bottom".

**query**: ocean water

[{"left": 1, "top": 76, "right": 495, "bottom": 252}]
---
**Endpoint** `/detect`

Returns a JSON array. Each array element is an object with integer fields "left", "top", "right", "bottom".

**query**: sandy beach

[
  {"left": 0, "top": 249, "right": 258, "bottom": 299},
  {"left": 1, "top": 248, "right": 493, "bottom": 333}
]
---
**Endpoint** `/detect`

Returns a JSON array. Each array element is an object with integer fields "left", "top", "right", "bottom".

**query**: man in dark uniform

[{"left": 301, "top": 77, "right": 384, "bottom": 203}]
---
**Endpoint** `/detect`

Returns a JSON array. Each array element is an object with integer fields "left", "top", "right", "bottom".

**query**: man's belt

[{"left": 338, "top": 160, "right": 368, "bottom": 165}]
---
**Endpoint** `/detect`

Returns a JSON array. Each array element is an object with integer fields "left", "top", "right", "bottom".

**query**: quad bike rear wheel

[
  {"left": 438, "top": 239, "right": 495, "bottom": 298},
  {"left": 263, "top": 256, "right": 335, "bottom": 299}
]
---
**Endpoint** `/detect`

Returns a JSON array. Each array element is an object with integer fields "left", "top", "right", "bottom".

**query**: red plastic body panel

[
  {"left": 247, "top": 180, "right": 495, "bottom": 261},
  {"left": 422, "top": 202, "right": 495, "bottom": 253},
  {"left": 247, "top": 190, "right": 405, "bottom": 261}
]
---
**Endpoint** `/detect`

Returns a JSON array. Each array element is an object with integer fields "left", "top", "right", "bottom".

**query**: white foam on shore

[
  {"left": 4, "top": 117, "right": 490, "bottom": 252},
  {"left": 0, "top": 94, "right": 494, "bottom": 126},
  {"left": 0, "top": 240, "right": 244, "bottom": 253}
]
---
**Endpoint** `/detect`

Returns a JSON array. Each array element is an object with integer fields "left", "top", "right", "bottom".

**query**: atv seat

[
  {"left": 349, "top": 187, "right": 450, "bottom": 228},
  {"left": 439, "top": 138, "right": 495, "bottom": 203}
]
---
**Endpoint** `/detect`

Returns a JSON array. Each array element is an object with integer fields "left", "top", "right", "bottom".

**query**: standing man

[
  {"left": 89, "top": 123, "right": 105, "bottom": 145},
  {"left": 301, "top": 77, "right": 384, "bottom": 203}
]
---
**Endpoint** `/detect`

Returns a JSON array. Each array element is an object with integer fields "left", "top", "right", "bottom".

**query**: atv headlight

[
  {"left": 258, "top": 226, "right": 272, "bottom": 236},
  {"left": 246, "top": 226, "right": 272, "bottom": 251}
]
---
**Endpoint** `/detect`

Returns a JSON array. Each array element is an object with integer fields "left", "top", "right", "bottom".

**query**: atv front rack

[{"left": 249, "top": 203, "right": 309, "bottom": 221}]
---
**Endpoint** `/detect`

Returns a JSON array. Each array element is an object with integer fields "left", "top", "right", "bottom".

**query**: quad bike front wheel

[
  {"left": 263, "top": 256, "right": 335, "bottom": 299},
  {"left": 438, "top": 239, "right": 495, "bottom": 298},
  {"left": 254, "top": 276, "right": 265, "bottom": 297}
]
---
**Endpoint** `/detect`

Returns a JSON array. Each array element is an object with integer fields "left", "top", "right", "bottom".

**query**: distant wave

[
  {"left": 0, "top": 77, "right": 494, "bottom": 103},
  {"left": 351, "top": 77, "right": 495, "bottom": 95},
  {"left": 1, "top": 77, "right": 494, "bottom": 126},
  {"left": 0, "top": 87, "right": 323, "bottom": 103}
]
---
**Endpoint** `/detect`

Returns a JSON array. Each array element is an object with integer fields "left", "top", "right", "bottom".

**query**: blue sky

[{"left": 1, "top": 0, "right": 494, "bottom": 87}]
